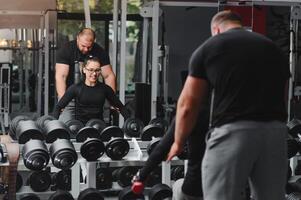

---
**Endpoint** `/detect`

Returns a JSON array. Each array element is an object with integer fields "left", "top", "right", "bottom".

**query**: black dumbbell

[
  {"left": 140, "top": 124, "right": 164, "bottom": 141},
  {"left": 119, "top": 186, "right": 145, "bottom": 200},
  {"left": 286, "top": 192, "right": 301, "bottom": 200},
  {"left": 19, "top": 193, "right": 40, "bottom": 200},
  {"left": 78, "top": 188, "right": 104, "bottom": 200},
  {"left": 77, "top": 121, "right": 105, "bottom": 161},
  {"left": 27, "top": 170, "right": 51, "bottom": 192},
  {"left": 75, "top": 119, "right": 106, "bottom": 142},
  {"left": 48, "top": 190, "right": 74, "bottom": 200},
  {"left": 96, "top": 167, "right": 113, "bottom": 190},
  {"left": 171, "top": 165, "right": 184, "bottom": 181},
  {"left": 36, "top": 115, "right": 70, "bottom": 143},
  {"left": 49, "top": 139, "right": 77, "bottom": 170},
  {"left": 65, "top": 119, "right": 84, "bottom": 139},
  {"left": 287, "top": 118, "right": 301, "bottom": 138},
  {"left": 86, "top": 118, "right": 107, "bottom": 133},
  {"left": 287, "top": 138, "right": 299, "bottom": 159},
  {"left": 22, "top": 139, "right": 49, "bottom": 171},
  {"left": 16, "top": 172, "right": 23, "bottom": 192},
  {"left": 148, "top": 183, "right": 172, "bottom": 200},
  {"left": 51, "top": 169, "right": 71, "bottom": 191},
  {"left": 146, "top": 137, "right": 161, "bottom": 156},
  {"left": 100, "top": 126, "right": 130, "bottom": 160},
  {"left": 145, "top": 166, "right": 161, "bottom": 187},
  {"left": 9, "top": 115, "right": 44, "bottom": 144},
  {"left": 123, "top": 118, "right": 144, "bottom": 138},
  {"left": 113, "top": 166, "right": 139, "bottom": 187},
  {"left": 149, "top": 117, "right": 169, "bottom": 132}
]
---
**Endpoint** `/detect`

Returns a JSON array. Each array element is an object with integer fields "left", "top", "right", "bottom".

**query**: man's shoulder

[
  {"left": 92, "top": 43, "right": 106, "bottom": 52},
  {"left": 60, "top": 40, "right": 76, "bottom": 49}
]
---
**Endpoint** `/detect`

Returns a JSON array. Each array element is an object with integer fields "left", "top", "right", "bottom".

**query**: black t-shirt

[
  {"left": 189, "top": 28, "right": 290, "bottom": 127},
  {"left": 53, "top": 81, "right": 129, "bottom": 124},
  {"left": 56, "top": 40, "right": 110, "bottom": 87}
]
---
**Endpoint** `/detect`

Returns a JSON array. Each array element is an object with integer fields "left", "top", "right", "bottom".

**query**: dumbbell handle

[{"left": 131, "top": 181, "right": 144, "bottom": 194}]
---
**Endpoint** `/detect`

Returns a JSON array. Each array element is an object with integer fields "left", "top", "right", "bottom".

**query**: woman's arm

[
  {"left": 53, "top": 84, "right": 77, "bottom": 118},
  {"left": 104, "top": 85, "right": 131, "bottom": 119}
]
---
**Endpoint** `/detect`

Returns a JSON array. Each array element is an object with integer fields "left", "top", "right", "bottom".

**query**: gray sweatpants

[
  {"left": 202, "top": 120, "right": 287, "bottom": 200},
  {"left": 58, "top": 100, "right": 76, "bottom": 123},
  {"left": 172, "top": 179, "right": 203, "bottom": 200}
]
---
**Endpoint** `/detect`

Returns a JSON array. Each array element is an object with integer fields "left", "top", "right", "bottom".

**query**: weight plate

[
  {"left": 287, "top": 118, "right": 301, "bottom": 138},
  {"left": 105, "top": 138, "right": 130, "bottom": 160},
  {"left": 28, "top": 171, "right": 51, "bottom": 192},
  {"left": 65, "top": 119, "right": 84, "bottom": 138},
  {"left": 140, "top": 125, "right": 164, "bottom": 141},
  {"left": 45, "top": 120, "right": 70, "bottom": 143},
  {"left": 78, "top": 188, "right": 104, "bottom": 200},
  {"left": 36, "top": 115, "right": 56, "bottom": 131},
  {"left": 17, "top": 120, "right": 44, "bottom": 144},
  {"left": 9, "top": 115, "right": 30, "bottom": 139},
  {"left": 149, "top": 117, "right": 169, "bottom": 132},
  {"left": 123, "top": 118, "right": 144, "bottom": 138},
  {"left": 118, "top": 186, "right": 145, "bottom": 200},
  {"left": 96, "top": 167, "right": 113, "bottom": 189},
  {"left": 117, "top": 166, "right": 139, "bottom": 187},
  {"left": 80, "top": 138, "right": 105, "bottom": 161},
  {"left": 52, "top": 170, "right": 71, "bottom": 191},
  {"left": 86, "top": 118, "right": 107, "bottom": 133},
  {"left": 146, "top": 138, "right": 161, "bottom": 156},
  {"left": 48, "top": 190, "right": 74, "bottom": 200},
  {"left": 100, "top": 126, "right": 124, "bottom": 142},
  {"left": 148, "top": 183, "right": 172, "bottom": 200},
  {"left": 19, "top": 193, "right": 40, "bottom": 200},
  {"left": 76, "top": 127, "right": 100, "bottom": 142}
]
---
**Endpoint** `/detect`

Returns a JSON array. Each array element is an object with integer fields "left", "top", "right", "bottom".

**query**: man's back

[{"left": 189, "top": 28, "right": 290, "bottom": 127}]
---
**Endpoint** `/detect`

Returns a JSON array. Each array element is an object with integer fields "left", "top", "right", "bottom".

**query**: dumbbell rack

[{"left": 5, "top": 137, "right": 184, "bottom": 200}]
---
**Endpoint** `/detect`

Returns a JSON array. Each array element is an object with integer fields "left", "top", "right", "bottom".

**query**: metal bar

[
  {"left": 288, "top": 6, "right": 297, "bottom": 121},
  {"left": 112, "top": 0, "right": 119, "bottom": 74},
  {"left": 159, "top": 1, "right": 218, "bottom": 7},
  {"left": 161, "top": 161, "right": 171, "bottom": 186},
  {"left": 44, "top": 11, "right": 50, "bottom": 115},
  {"left": 119, "top": 0, "right": 127, "bottom": 127},
  {"left": 86, "top": 162, "right": 97, "bottom": 188},
  {"left": 71, "top": 163, "right": 80, "bottom": 197},
  {"left": 57, "top": 13, "right": 143, "bottom": 21},
  {"left": 158, "top": 0, "right": 301, "bottom": 7},
  {"left": 37, "top": 17, "right": 44, "bottom": 116},
  {"left": 83, "top": 0, "right": 92, "bottom": 28},
  {"left": 141, "top": 18, "right": 149, "bottom": 83},
  {"left": 0, "top": 10, "right": 44, "bottom": 15},
  {"left": 163, "top": 46, "right": 169, "bottom": 105},
  {"left": 151, "top": 0, "right": 160, "bottom": 118}
]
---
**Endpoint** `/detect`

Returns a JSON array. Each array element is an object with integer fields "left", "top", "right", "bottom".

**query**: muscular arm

[
  {"left": 167, "top": 76, "right": 208, "bottom": 160},
  {"left": 55, "top": 63, "right": 69, "bottom": 99},
  {"left": 139, "top": 118, "right": 175, "bottom": 181},
  {"left": 101, "top": 64, "right": 116, "bottom": 92}
]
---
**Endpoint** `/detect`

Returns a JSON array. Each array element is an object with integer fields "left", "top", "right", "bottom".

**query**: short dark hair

[
  {"left": 78, "top": 27, "right": 96, "bottom": 40},
  {"left": 211, "top": 10, "right": 242, "bottom": 27}
]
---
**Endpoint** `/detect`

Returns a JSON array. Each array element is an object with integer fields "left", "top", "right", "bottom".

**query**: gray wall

[{"left": 162, "top": 6, "right": 217, "bottom": 101}]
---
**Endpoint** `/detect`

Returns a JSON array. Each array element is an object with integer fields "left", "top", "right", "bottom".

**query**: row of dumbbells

[
  {"left": 16, "top": 183, "right": 172, "bottom": 200},
  {"left": 14, "top": 165, "right": 184, "bottom": 194},
  {"left": 10, "top": 115, "right": 168, "bottom": 144},
  {"left": 9, "top": 115, "right": 170, "bottom": 171}
]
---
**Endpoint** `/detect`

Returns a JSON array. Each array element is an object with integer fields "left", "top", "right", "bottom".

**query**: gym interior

[{"left": 0, "top": 0, "right": 299, "bottom": 199}]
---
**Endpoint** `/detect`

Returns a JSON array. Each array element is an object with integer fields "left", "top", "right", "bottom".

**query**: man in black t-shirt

[
  {"left": 167, "top": 10, "right": 290, "bottom": 200},
  {"left": 55, "top": 28, "right": 116, "bottom": 123}
]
